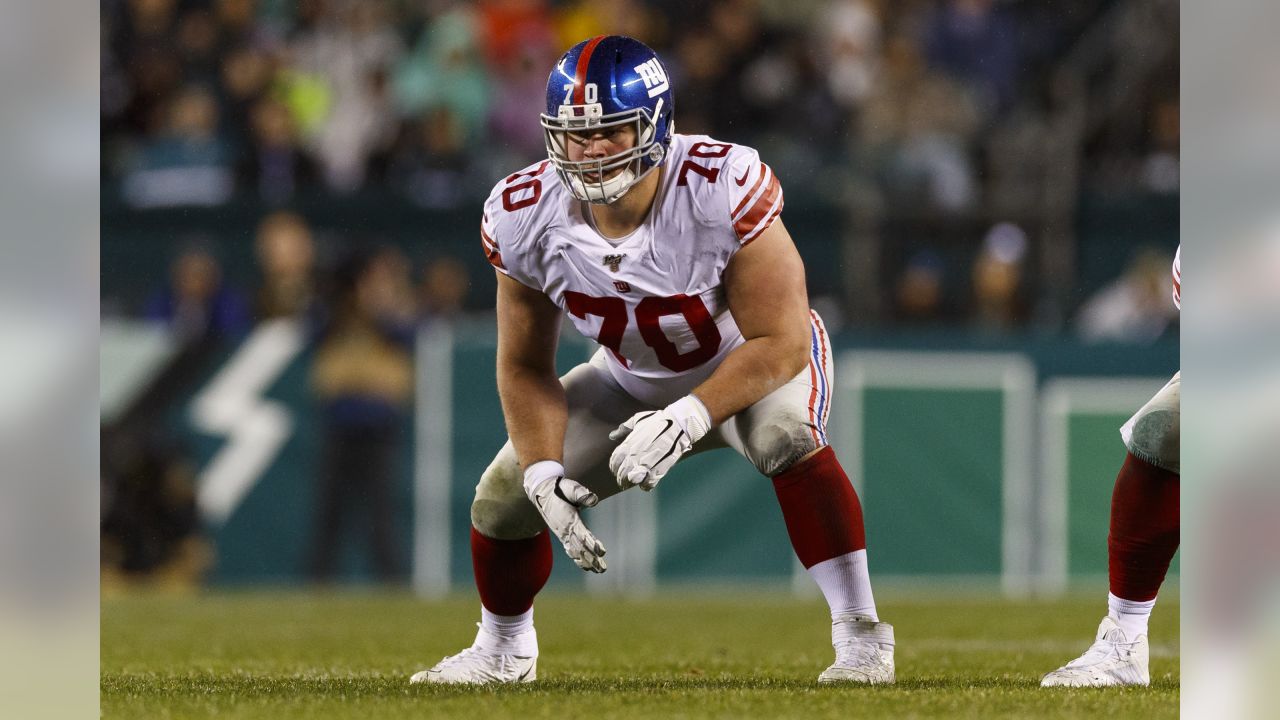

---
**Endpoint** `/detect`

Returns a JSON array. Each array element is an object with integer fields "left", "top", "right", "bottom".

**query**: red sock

[
  {"left": 470, "top": 527, "right": 552, "bottom": 615},
  {"left": 771, "top": 446, "right": 867, "bottom": 568},
  {"left": 1108, "top": 452, "right": 1180, "bottom": 601}
]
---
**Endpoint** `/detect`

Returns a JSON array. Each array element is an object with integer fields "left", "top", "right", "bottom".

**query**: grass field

[{"left": 101, "top": 589, "right": 1178, "bottom": 719}]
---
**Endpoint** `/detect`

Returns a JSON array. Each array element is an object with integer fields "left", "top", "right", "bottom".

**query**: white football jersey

[
  {"left": 1172, "top": 244, "right": 1180, "bottom": 310},
  {"left": 480, "top": 134, "right": 785, "bottom": 406}
]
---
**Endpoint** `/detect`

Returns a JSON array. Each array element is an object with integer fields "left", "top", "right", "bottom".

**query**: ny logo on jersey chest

[{"left": 603, "top": 253, "right": 626, "bottom": 272}]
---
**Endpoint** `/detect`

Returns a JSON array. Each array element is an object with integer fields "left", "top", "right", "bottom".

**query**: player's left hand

[{"left": 609, "top": 395, "right": 712, "bottom": 491}]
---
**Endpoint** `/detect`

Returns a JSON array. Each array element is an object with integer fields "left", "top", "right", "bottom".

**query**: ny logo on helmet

[{"left": 633, "top": 59, "right": 669, "bottom": 98}]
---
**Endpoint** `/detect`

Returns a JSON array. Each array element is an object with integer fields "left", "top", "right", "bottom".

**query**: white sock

[
  {"left": 808, "top": 549, "right": 878, "bottom": 622},
  {"left": 481, "top": 607, "right": 534, "bottom": 637},
  {"left": 1107, "top": 593, "right": 1156, "bottom": 639}
]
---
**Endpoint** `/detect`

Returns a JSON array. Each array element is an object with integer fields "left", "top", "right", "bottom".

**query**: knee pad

[
  {"left": 470, "top": 454, "right": 544, "bottom": 540},
  {"left": 741, "top": 410, "right": 822, "bottom": 477},
  {"left": 1121, "top": 374, "right": 1180, "bottom": 473}
]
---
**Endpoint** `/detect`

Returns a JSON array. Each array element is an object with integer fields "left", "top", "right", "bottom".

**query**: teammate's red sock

[
  {"left": 1108, "top": 452, "right": 1180, "bottom": 602},
  {"left": 471, "top": 527, "right": 552, "bottom": 616},
  {"left": 772, "top": 446, "right": 866, "bottom": 566},
  {"left": 772, "top": 446, "right": 878, "bottom": 620}
]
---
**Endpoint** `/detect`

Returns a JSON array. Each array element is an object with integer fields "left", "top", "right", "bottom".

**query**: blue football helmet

[{"left": 541, "top": 35, "right": 675, "bottom": 204}]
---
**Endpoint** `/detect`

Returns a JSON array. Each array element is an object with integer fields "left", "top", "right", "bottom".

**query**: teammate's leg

[
  {"left": 1108, "top": 452, "right": 1180, "bottom": 636},
  {"left": 716, "top": 310, "right": 893, "bottom": 684},
  {"left": 413, "top": 353, "right": 646, "bottom": 684},
  {"left": 1042, "top": 373, "right": 1179, "bottom": 688}
]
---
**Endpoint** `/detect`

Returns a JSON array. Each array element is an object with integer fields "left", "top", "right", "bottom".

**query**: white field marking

[
  {"left": 1038, "top": 378, "right": 1171, "bottom": 595},
  {"left": 190, "top": 319, "right": 305, "bottom": 525}
]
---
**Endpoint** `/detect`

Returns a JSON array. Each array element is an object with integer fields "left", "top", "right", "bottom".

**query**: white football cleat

[
  {"left": 410, "top": 623, "right": 537, "bottom": 685},
  {"left": 1041, "top": 616, "right": 1150, "bottom": 688},
  {"left": 818, "top": 614, "right": 896, "bottom": 684}
]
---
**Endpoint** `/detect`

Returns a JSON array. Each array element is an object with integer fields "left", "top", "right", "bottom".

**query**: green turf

[{"left": 102, "top": 590, "right": 1178, "bottom": 719}]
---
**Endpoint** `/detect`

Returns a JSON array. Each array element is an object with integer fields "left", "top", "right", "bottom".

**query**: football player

[
  {"left": 1041, "top": 246, "right": 1181, "bottom": 687},
  {"left": 411, "top": 35, "right": 893, "bottom": 685}
]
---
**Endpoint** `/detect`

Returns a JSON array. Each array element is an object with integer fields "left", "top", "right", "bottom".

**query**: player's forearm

[
  {"left": 691, "top": 334, "right": 808, "bottom": 426},
  {"left": 497, "top": 363, "right": 569, "bottom": 469}
]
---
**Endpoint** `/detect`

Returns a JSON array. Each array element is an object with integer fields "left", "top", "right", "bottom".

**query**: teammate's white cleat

[
  {"left": 818, "top": 614, "right": 896, "bottom": 684},
  {"left": 410, "top": 623, "right": 538, "bottom": 685},
  {"left": 1040, "top": 616, "right": 1150, "bottom": 688}
]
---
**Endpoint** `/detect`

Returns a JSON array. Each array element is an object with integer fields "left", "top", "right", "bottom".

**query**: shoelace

[
  {"left": 833, "top": 637, "right": 884, "bottom": 668},
  {"left": 1066, "top": 635, "right": 1139, "bottom": 669},
  {"left": 432, "top": 649, "right": 474, "bottom": 671},
  {"left": 433, "top": 647, "right": 523, "bottom": 679}
]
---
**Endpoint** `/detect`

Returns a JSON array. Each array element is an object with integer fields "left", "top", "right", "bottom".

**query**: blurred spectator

[
  {"left": 482, "top": 0, "right": 561, "bottom": 163},
  {"left": 418, "top": 255, "right": 472, "bottom": 324},
  {"left": 553, "top": 0, "right": 664, "bottom": 52},
  {"left": 922, "top": 0, "right": 1020, "bottom": 119},
  {"left": 176, "top": 7, "right": 223, "bottom": 87},
  {"left": 216, "top": 0, "right": 263, "bottom": 46},
  {"left": 670, "top": 31, "right": 729, "bottom": 136},
  {"left": 860, "top": 33, "right": 981, "bottom": 214},
  {"left": 308, "top": 247, "right": 415, "bottom": 583},
  {"left": 969, "top": 222, "right": 1031, "bottom": 333},
  {"left": 891, "top": 249, "right": 952, "bottom": 325},
  {"left": 122, "top": 85, "right": 235, "bottom": 207},
  {"left": 290, "top": 0, "right": 404, "bottom": 191},
  {"left": 144, "top": 243, "right": 252, "bottom": 343},
  {"left": 1076, "top": 247, "right": 1178, "bottom": 343},
  {"left": 478, "top": 0, "right": 557, "bottom": 68},
  {"left": 272, "top": 59, "right": 333, "bottom": 142},
  {"left": 814, "top": 0, "right": 882, "bottom": 112},
  {"left": 254, "top": 211, "right": 318, "bottom": 320},
  {"left": 1142, "top": 96, "right": 1179, "bottom": 194},
  {"left": 238, "top": 97, "right": 321, "bottom": 203},
  {"left": 108, "top": 0, "right": 183, "bottom": 139},
  {"left": 122, "top": 0, "right": 179, "bottom": 47},
  {"left": 392, "top": 3, "right": 492, "bottom": 145},
  {"left": 218, "top": 43, "right": 276, "bottom": 149},
  {"left": 705, "top": 0, "right": 767, "bottom": 140},
  {"left": 390, "top": 107, "right": 474, "bottom": 209},
  {"left": 101, "top": 428, "right": 212, "bottom": 588},
  {"left": 738, "top": 33, "right": 812, "bottom": 133}
]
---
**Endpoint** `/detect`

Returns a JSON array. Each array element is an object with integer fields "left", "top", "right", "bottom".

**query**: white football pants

[
  {"left": 471, "top": 311, "right": 835, "bottom": 539},
  {"left": 1120, "top": 371, "right": 1180, "bottom": 473}
]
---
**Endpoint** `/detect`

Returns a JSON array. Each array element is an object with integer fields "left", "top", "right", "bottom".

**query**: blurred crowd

[
  {"left": 102, "top": 0, "right": 1177, "bottom": 202},
  {"left": 102, "top": 0, "right": 1179, "bottom": 336},
  {"left": 140, "top": 210, "right": 471, "bottom": 344}
]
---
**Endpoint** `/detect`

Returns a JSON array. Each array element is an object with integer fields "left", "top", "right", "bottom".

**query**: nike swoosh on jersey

[{"left": 735, "top": 168, "right": 750, "bottom": 186}]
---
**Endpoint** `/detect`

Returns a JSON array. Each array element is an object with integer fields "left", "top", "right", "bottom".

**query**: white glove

[
  {"left": 523, "top": 460, "right": 607, "bottom": 573},
  {"left": 608, "top": 395, "right": 712, "bottom": 491}
]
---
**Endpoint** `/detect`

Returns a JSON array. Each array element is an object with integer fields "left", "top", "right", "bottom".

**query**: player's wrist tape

[
  {"left": 667, "top": 395, "right": 712, "bottom": 444},
  {"left": 523, "top": 460, "right": 565, "bottom": 496}
]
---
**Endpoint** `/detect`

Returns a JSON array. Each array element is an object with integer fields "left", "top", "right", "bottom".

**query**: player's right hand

[{"left": 523, "top": 460, "right": 607, "bottom": 573}]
